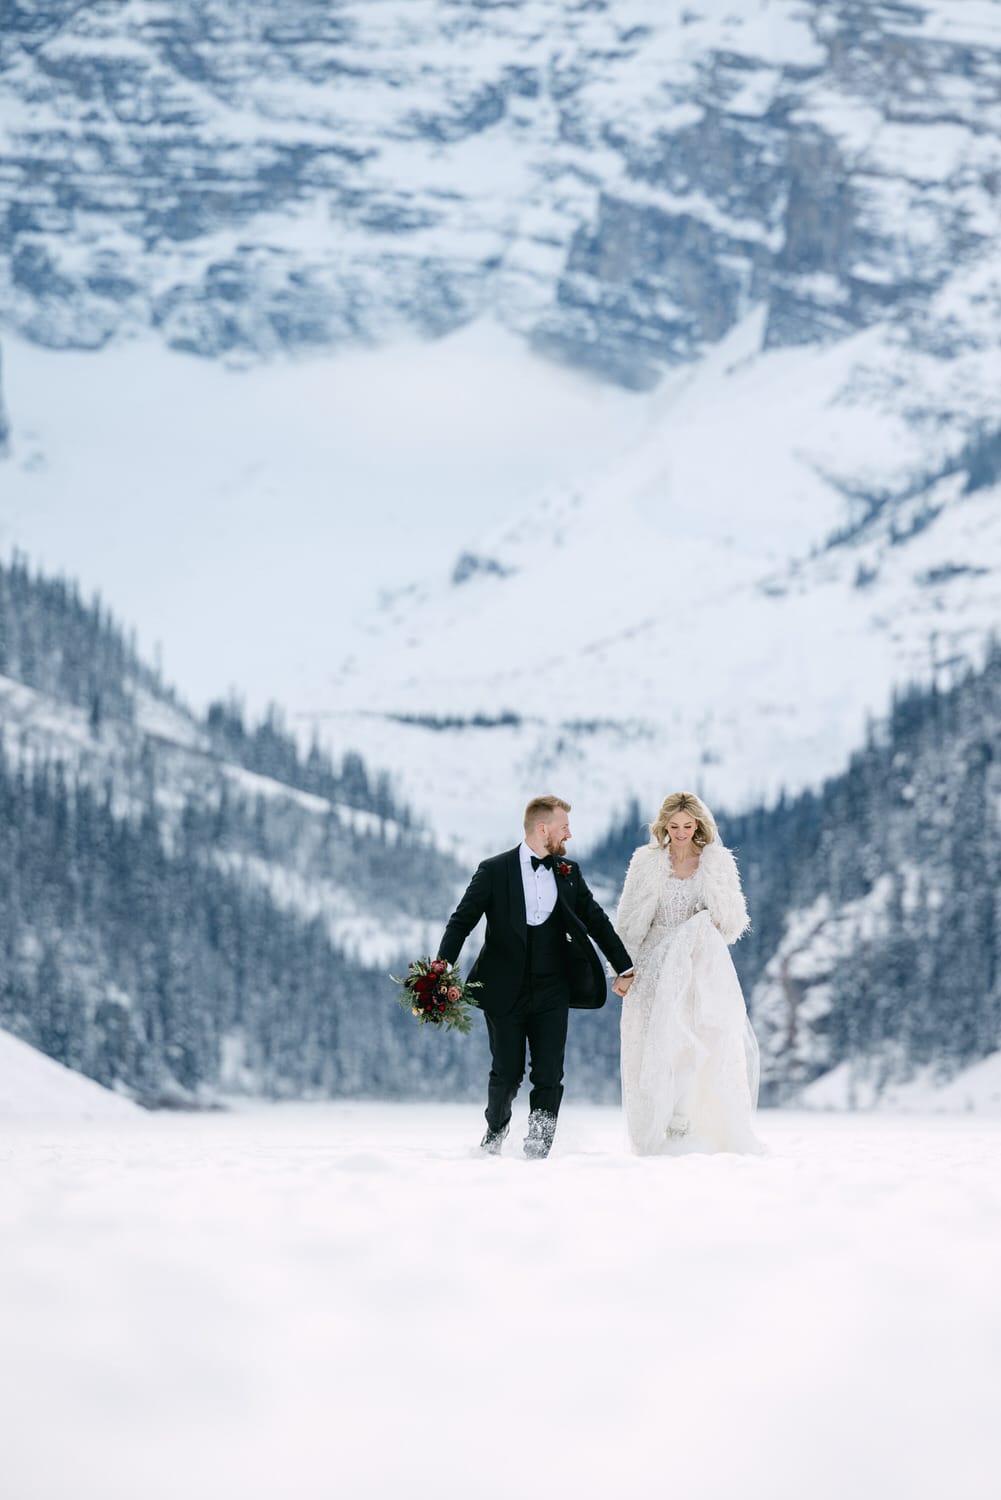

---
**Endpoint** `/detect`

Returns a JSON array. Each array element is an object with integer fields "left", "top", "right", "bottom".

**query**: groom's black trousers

[
  {"left": 484, "top": 994, "right": 570, "bottom": 1132},
  {"left": 483, "top": 912, "right": 570, "bottom": 1132}
]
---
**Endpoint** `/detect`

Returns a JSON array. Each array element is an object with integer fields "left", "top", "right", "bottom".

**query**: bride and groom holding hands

[{"left": 437, "top": 792, "right": 763, "bottom": 1160}]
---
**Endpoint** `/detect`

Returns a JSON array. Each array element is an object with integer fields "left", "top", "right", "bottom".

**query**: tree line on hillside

[
  {"left": 0, "top": 743, "right": 478, "bottom": 1105},
  {"left": 0, "top": 550, "right": 408, "bottom": 821},
  {"left": 0, "top": 551, "right": 468, "bottom": 1105},
  {"left": 4, "top": 548, "right": 999, "bottom": 1107},
  {"left": 0, "top": 549, "right": 162, "bottom": 723}
]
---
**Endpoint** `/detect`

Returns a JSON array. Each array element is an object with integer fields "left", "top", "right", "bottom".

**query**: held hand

[{"left": 612, "top": 973, "right": 634, "bottom": 997}]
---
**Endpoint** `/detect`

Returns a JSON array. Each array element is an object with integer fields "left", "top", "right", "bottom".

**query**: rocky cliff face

[{"left": 2, "top": 2, "right": 999, "bottom": 385}]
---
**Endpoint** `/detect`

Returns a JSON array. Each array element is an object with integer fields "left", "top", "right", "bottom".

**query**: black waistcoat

[{"left": 525, "top": 906, "right": 567, "bottom": 978}]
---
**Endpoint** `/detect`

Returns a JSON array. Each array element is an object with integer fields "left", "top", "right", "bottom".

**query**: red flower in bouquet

[{"left": 391, "top": 957, "right": 482, "bottom": 1035}]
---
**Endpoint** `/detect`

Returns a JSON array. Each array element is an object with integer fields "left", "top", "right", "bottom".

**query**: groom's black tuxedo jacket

[{"left": 437, "top": 847, "right": 632, "bottom": 1019}]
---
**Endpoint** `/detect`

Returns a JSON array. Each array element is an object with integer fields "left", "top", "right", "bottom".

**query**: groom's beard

[{"left": 545, "top": 836, "right": 568, "bottom": 856}]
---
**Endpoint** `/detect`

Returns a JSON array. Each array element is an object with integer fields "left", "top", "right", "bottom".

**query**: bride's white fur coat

[{"left": 614, "top": 838, "right": 750, "bottom": 964}]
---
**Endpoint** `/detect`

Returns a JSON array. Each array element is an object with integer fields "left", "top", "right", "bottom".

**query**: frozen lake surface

[{"left": 2, "top": 1102, "right": 1000, "bottom": 1499}]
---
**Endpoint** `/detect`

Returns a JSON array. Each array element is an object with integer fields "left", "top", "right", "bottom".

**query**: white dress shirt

[
  {"left": 518, "top": 841, "right": 633, "bottom": 977},
  {"left": 519, "top": 841, "right": 558, "bottom": 926}
]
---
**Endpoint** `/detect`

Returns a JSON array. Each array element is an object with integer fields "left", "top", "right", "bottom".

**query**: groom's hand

[{"left": 612, "top": 973, "right": 634, "bottom": 997}]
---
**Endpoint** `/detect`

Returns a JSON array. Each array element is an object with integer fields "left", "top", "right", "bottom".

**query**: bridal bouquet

[{"left": 392, "top": 957, "right": 480, "bottom": 1035}]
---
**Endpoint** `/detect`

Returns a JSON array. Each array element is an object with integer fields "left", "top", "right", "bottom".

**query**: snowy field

[{"left": 2, "top": 1101, "right": 1000, "bottom": 1500}]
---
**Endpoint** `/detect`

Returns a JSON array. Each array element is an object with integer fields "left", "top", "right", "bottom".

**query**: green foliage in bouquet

[{"left": 391, "top": 956, "right": 481, "bottom": 1035}]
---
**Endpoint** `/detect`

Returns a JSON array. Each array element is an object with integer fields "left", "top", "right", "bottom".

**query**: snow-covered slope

[
  {"left": 329, "top": 307, "right": 1001, "bottom": 849},
  {"left": 0, "top": 325, "right": 646, "bottom": 723},
  {"left": 0, "top": 665, "right": 449, "bottom": 963},
  {"left": 0, "top": 1027, "right": 140, "bottom": 1121},
  {"left": 3, "top": 1, "right": 1001, "bottom": 853},
  {"left": 799, "top": 1049, "right": 1001, "bottom": 1114}
]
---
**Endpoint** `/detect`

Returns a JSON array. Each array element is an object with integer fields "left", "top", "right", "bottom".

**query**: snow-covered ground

[
  {"left": 4, "top": 304, "right": 1001, "bottom": 856},
  {"left": 0, "top": 1027, "right": 140, "bottom": 1122},
  {"left": 2, "top": 1101, "right": 999, "bottom": 1500}
]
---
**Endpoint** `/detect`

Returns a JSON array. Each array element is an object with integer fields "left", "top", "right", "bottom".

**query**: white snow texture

[{"left": 1, "top": 1098, "right": 1000, "bottom": 1500}]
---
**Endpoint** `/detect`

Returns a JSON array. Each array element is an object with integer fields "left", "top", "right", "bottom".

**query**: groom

[{"left": 437, "top": 796, "right": 634, "bottom": 1159}]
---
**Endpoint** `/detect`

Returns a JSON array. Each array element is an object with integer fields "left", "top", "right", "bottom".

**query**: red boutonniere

[{"left": 557, "top": 861, "right": 572, "bottom": 878}]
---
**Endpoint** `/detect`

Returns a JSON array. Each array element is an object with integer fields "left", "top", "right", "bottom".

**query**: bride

[{"left": 612, "top": 791, "right": 764, "bottom": 1156}]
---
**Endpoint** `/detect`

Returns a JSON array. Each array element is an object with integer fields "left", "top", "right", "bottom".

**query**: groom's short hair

[{"left": 523, "top": 795, "right": 571, "bottom": 835}]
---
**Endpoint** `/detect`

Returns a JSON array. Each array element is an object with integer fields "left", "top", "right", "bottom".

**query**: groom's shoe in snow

[
  {"left": 479, "top": 1124, "right": 509, "bottom": 1156},
  {"left": 524, "top": 1110, "right": 557, "bottom": 1160}
]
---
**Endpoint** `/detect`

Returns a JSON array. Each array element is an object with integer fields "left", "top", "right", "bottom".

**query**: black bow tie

[{"left": 530, "top": 854, "right": 554, "bottom": 872}]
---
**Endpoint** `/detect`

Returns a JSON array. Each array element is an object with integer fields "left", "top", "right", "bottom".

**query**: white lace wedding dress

[{"left": 620, "top": 860, "right": 763, "bottom": 1156}]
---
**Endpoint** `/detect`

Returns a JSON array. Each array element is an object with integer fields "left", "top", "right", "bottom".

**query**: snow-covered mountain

[
  {"left": 331, "top": 304, "right": 1001, "bottom": 848},
  {"left": 2, "top": 0, "right": 1001, "bottom": 851},
  {"left": 0, "top": 325, "right": 647, "bottom": 729},
  {"left": 3, "top": 1, "right": 999, "bottom": 378}
]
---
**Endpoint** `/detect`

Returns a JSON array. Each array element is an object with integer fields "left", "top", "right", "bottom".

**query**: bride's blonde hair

[{"left": 650, "top": 791, "right": 717, "bottom": 849}]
